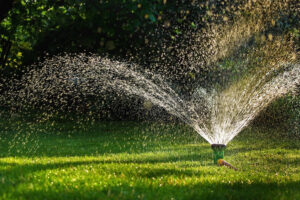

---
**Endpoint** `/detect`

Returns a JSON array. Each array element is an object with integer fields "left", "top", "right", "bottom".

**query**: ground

[{"left": 0, "top": 121, "right": 299, "bottom": 200}]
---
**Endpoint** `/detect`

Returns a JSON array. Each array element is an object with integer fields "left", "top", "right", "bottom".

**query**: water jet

[{"left": 8, "top": 55, "right": 299, "bottom": 149}]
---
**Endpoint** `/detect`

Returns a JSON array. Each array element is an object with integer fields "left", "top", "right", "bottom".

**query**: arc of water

[{"left": 7, "top": 54, "right": 299, "bottom": 146}]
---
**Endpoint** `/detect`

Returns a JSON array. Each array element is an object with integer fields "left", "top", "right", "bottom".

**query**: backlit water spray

[
  {"left": 6, "top": 55, "right": 299, "bottom": 165},
  {"left": 1, "top": 0, "right": 299, "bottom": 166}
]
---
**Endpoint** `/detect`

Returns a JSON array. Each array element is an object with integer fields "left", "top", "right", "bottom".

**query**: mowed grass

[{"left": 0, "top": 121, "right": 299, "bottom": 200}]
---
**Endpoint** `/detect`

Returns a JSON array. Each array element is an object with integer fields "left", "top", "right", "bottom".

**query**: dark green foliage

[{"left": 0, "top": 0, "right": 176, "bottom": 70}]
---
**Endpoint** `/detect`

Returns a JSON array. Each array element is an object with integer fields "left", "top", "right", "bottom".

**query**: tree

[{"left": 0, "top": 0, "right": 17, "bottom": 23}]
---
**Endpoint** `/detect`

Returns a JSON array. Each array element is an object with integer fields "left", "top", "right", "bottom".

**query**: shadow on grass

[
  {"left": 1, "top": 135, "right": 299, "bottom": 199},
  {"left": 1, "top": 152, "right": 299, "bottom": 176},
  {"left": 0, "top": 151, "right": 215, "bottom": 176},
  {"left": 0, "top": 135, "right": 276, "bottom": 158},
  {"left": 0, "top": 160, "right": 216, "bottom": 181},
  {"left": 2, "top": 177, "right": 300, "bottom": 200},
  {"left": 1, "top": 158, "right": 300, "bottom": 200}
]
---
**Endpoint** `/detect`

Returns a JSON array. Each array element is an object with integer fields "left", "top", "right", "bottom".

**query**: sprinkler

[
  {"left": 211, "top": 144, "right": 226, "bottom": 164},
  {"left": 211, "top": 144, "right": 238, "bottom": 170}
]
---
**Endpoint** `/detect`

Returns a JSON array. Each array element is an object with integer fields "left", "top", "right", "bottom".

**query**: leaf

[
  {"left": 20, "top": 0, "right": 26, "bottom": 6},
  {"left": 174, "top": 29, "right": 182, "bottom": 35},
  {"left": 191, "top": 22, "right": 196, "bottom": 29},
  {"left": 148, "top": 14, "right": 156, "bottom": 22}
]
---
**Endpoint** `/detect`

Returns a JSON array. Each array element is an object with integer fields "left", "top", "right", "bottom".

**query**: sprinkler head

[{"left": 211, "top": 144, "right": 226, "bottom": 164}]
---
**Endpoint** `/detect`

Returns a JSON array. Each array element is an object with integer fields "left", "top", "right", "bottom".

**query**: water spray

[{"left": 211, "top": 144, "right": 237, "bottom": 170}]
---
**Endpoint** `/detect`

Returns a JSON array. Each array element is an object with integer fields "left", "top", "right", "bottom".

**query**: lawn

[{"left": 0, "top": 121, "right": 299, "bottom": 200}]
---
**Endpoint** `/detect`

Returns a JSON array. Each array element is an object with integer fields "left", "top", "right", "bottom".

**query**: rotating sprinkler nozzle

[{"left": 211, "top": 144, "right": 226, "bottom": 164}]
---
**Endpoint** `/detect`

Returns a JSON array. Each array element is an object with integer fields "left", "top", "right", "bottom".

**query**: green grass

[{"left": 0, "top": 121, "right": 299, "bottom": 200}]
